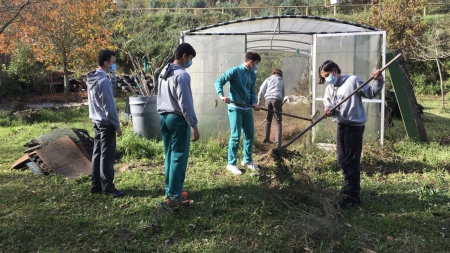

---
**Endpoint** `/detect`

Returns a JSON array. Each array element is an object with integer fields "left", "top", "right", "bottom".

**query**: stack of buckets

[{"left": 128, "top": 95, "right": 161, "bottom": 140}]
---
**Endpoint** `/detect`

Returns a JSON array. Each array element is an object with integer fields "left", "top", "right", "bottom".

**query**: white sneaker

[
  {"left": 241, "top": 161, "right": 259, "bottom": 171},
  {"left": 226, "top": 165, "right": 242, "bottom": 175}
]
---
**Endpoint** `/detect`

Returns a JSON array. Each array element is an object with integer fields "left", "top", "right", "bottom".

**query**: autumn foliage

[{"left": 0, "top": 0, "right": 116, "bottom": 93}]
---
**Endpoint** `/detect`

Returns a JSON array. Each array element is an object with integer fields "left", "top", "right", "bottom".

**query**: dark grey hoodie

[
  {"left": 157, "top": 63, "right": 198, "bottom": 129},
  {"left": 86, "top": 68, "right": 120, "bottom": 130}
]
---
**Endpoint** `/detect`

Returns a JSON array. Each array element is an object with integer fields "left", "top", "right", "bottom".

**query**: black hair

[
  {"left": 98, "top": 49, "right": 116, "bottom": 67},
  {"left": 318, "top": 60, "right": 341, "bottom": 84},
  {"left": 244, "top": 51, "right": 261, "bottom": 63},
  {"left": 174, "top": 43, "right": 196, "bottom": 60}
]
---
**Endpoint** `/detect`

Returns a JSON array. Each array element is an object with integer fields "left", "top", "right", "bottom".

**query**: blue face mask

[
  {"left": 253, "top": 64, "right": 259, "bottom": 72},
  {"left": 183, "top": 60, "right": 192, "bottom": 69},
  {"left": 326, "top": 74, "right": 338, "bottom": 85},
  {"left": 109, "top": 63, "right": 117, "bottom": 73}
]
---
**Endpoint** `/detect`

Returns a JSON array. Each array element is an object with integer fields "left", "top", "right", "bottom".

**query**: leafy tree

[
  {"left": 410, "top": 27, "right": 450, "bottom": 108},
  {"left": 1, "top": 0, "right": 116, "bottom": 94},
  {"left": 362, "top": 0, "right": 426, "bottom": 54},
  {"left": 0, "top": 0, "right": 32, "bottom": 35}
]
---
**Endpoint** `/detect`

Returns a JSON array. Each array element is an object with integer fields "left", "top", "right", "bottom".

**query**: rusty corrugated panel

[
  {"left": 36, "top": 135, "right": 91, "bottom": 179},
  {"left": 11, "top": 151, "right": 36, "bottom": 169}
]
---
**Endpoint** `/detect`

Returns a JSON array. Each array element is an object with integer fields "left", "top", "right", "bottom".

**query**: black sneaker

[
  {"left": 90, "top": 187, "right": 102, "bottom": 194},
  {"left": 338, "top": 196, "right": 361, "bottom": 209},
  {"left": 104, "top": 188, "right": 125, "bottom": 198}
]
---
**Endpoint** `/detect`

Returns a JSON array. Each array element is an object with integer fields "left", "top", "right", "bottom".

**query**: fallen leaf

[{"left": 361, "top": 247, "right": 377, "bottom": 253}]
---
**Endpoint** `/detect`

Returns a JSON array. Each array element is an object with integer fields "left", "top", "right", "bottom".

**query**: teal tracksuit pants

[
  {"left": 159, "top": 113, "right": 191, "bottom": 201},
  {"left": 228, "top": 108, "right": 254, "bottom": 165}
]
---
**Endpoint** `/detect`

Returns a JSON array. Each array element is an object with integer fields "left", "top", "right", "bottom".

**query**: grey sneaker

[
  {"left": 240, "top": 161, "right": 259, "bottom": 171},
  {"left": 226, "top": 165, "right": 242, "bottom": 175}
]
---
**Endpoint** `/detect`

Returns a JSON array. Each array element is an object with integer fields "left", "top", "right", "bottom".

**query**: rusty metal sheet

[
  {"left": 36, "top": 135, "right": 91, "bottom": 179},
  {"left": 11, "top": 151, "right": 36, "bottom": 169}
]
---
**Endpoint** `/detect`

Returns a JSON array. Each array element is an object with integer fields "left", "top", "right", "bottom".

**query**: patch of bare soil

[
  {"left": 0, "top": 91, "right": 88, "bottom": 111},
  {"left": 253, "top": 101, "right": 312, "bottom": 149}
]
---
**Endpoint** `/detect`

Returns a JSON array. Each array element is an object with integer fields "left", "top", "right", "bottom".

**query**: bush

[
  {"left": 0, "top": 44, "right": 46, "bottom": 97},
  {"left": 187, "top": 0, "right": 206, "bottom": 8},
  {"left": 279, "top": 0, "right": 299, "bottom": 15}
]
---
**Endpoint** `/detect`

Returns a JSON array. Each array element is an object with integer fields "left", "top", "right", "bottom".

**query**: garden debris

[
  {"left": 11, "top": 128, "right": 94, "bottom": 179},
  {"left": 36, "top": 136, "right": 91, "bottom": 179}
]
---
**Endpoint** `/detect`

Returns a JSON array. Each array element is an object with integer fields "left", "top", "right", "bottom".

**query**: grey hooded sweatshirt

[
  {"left": 324, "top": 75, "right": 384, "bottom": 126},
  {"left": 86, "top": 68, "right": 120, "bottom": 130},
  {"left": 157, "top": 63, "right": 198, "bottom": 129},
  {"left": 257, "top": 74, "right": 285, "bottom": 102}
]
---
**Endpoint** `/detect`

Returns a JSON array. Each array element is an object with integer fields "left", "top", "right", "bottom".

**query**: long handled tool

[
  {"left": 230, "top": 100, "right": 318, "bottom": 122},
  {"left": 281, "top": 53, "right": 403, "bottom": 149},
  {"left": 258, "top": 98, "right": 288, "bottom": 127}
]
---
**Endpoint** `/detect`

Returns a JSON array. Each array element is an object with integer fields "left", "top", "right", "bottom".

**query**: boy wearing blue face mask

[
  {"left": 109, "top": 63, "right": 117, "bottom": 96},
  {"left": 215, "top": 51, "right": 262, "bottom": 175},
  {"left": 87, "top": 49, "right": 124, "bottom": 198},
  {"left": 157, "top": 43, "right": 200, "bottom": 204},
  {"left": 319, "top": 60, "right": 384, "bottom": 208}
]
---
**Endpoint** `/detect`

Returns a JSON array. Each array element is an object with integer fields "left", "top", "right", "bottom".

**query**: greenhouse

[{"left": 181, "top": 15, "right": 386, "bottom": 145}]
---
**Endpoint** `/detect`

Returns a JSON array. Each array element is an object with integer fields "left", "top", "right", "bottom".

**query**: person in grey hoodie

[
  {"left": 157, "top": 43, "right": 200, "bottom": 204},
  {"left": 319, "top": 60, "right": 384, "bottom": 209},
  {"left": 86, "top": 49, "right": 124, "bottom": 198},
  {"left": 257, "top": 68, "right": 285, "bottom": 146}
]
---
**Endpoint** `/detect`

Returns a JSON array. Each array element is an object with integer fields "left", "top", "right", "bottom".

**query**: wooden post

[{"left": 249, "top": 7, "right": 252, "bottom": 18}]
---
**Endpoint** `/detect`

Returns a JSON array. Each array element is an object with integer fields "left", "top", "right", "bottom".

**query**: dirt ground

[
  {"left": 253, "top": 101, "right": 312, "bottom": 147},
  {"left": 0, "top": 91, "right": 89, "bottom": 111}
]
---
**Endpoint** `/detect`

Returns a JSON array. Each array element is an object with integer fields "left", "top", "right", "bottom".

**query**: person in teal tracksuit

[
  {"left": 215, "top": 52, "right": 262, "bottom": 175},
  {"left": 157, "top": 43, "right": 200, "bottom": 203}
]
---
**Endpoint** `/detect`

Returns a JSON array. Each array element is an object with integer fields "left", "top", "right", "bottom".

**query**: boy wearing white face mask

[{"left": 319, "top": 60, "right": 384, "bottom": 208}]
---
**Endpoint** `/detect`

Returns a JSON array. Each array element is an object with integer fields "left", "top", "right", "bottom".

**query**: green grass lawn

[{"left": 0, "top": 94, "right": 449, "bottom": 252}]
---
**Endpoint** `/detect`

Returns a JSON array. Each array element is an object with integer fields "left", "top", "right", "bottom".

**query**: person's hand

[
  {"left": 191, "top": 128, "right": 200, "bottom": 142},
  {"left": 252, "top": 103, "right": 260, "bottom": 111},
  {"left": 220, "top": 96, "right": 230, "bottom": 104},
  {"left": 324, "top": 108, "right": 333, "bottom": 118},
  {"left": 116, "top": 128, "right": 122, "bottom": 137},
  {"left": 372, "top": 69, "right": 383, "bottom": 80}
]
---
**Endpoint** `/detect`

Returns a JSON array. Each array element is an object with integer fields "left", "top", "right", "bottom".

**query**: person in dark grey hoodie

[
  {"left": 257, "top": 68, "right": 285, "bottom": 146},
  {"left": 86, "top": 49, "right": 124, "bottom": 198},
  {"left": 319, "top": 60, "right": 384, "bottom": 209},
  {"left": 157, "top": 43, "right": 199, "bottom": 204}
]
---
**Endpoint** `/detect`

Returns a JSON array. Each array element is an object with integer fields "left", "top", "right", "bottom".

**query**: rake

[
  {"left": 230, "top": 100, "right": 321, "bottom": 123},
  {"left": 280, "top": 53, "right": 403, "bottom": 150}
]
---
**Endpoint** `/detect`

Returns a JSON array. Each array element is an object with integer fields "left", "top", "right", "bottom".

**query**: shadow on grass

[
  {"left": 1, "top": 164, "right": 450, "bottom": 253},
  {"left": 0, "top": 168, "right": 341, "bottom": 252}
]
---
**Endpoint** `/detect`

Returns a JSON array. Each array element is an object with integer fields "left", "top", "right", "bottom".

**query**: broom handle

[
  {"left": 231, "top": 101, "right": 312, "bottom": 121},
  {"left": 281, "top": 53, "right": 402, "bottom": 149}
]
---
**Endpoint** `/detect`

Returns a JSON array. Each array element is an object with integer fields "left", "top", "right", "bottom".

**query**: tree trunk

[
  {"left": 436, "top": 58, "right": 445, "bottom": 109},
  {"left": 62, "top": 51, "right": 70, "bottom": 94}
]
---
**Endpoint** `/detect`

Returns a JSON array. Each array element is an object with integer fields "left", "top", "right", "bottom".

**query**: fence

[{"left": 118, "top": 3, "right": 450, "bottom": 18}]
